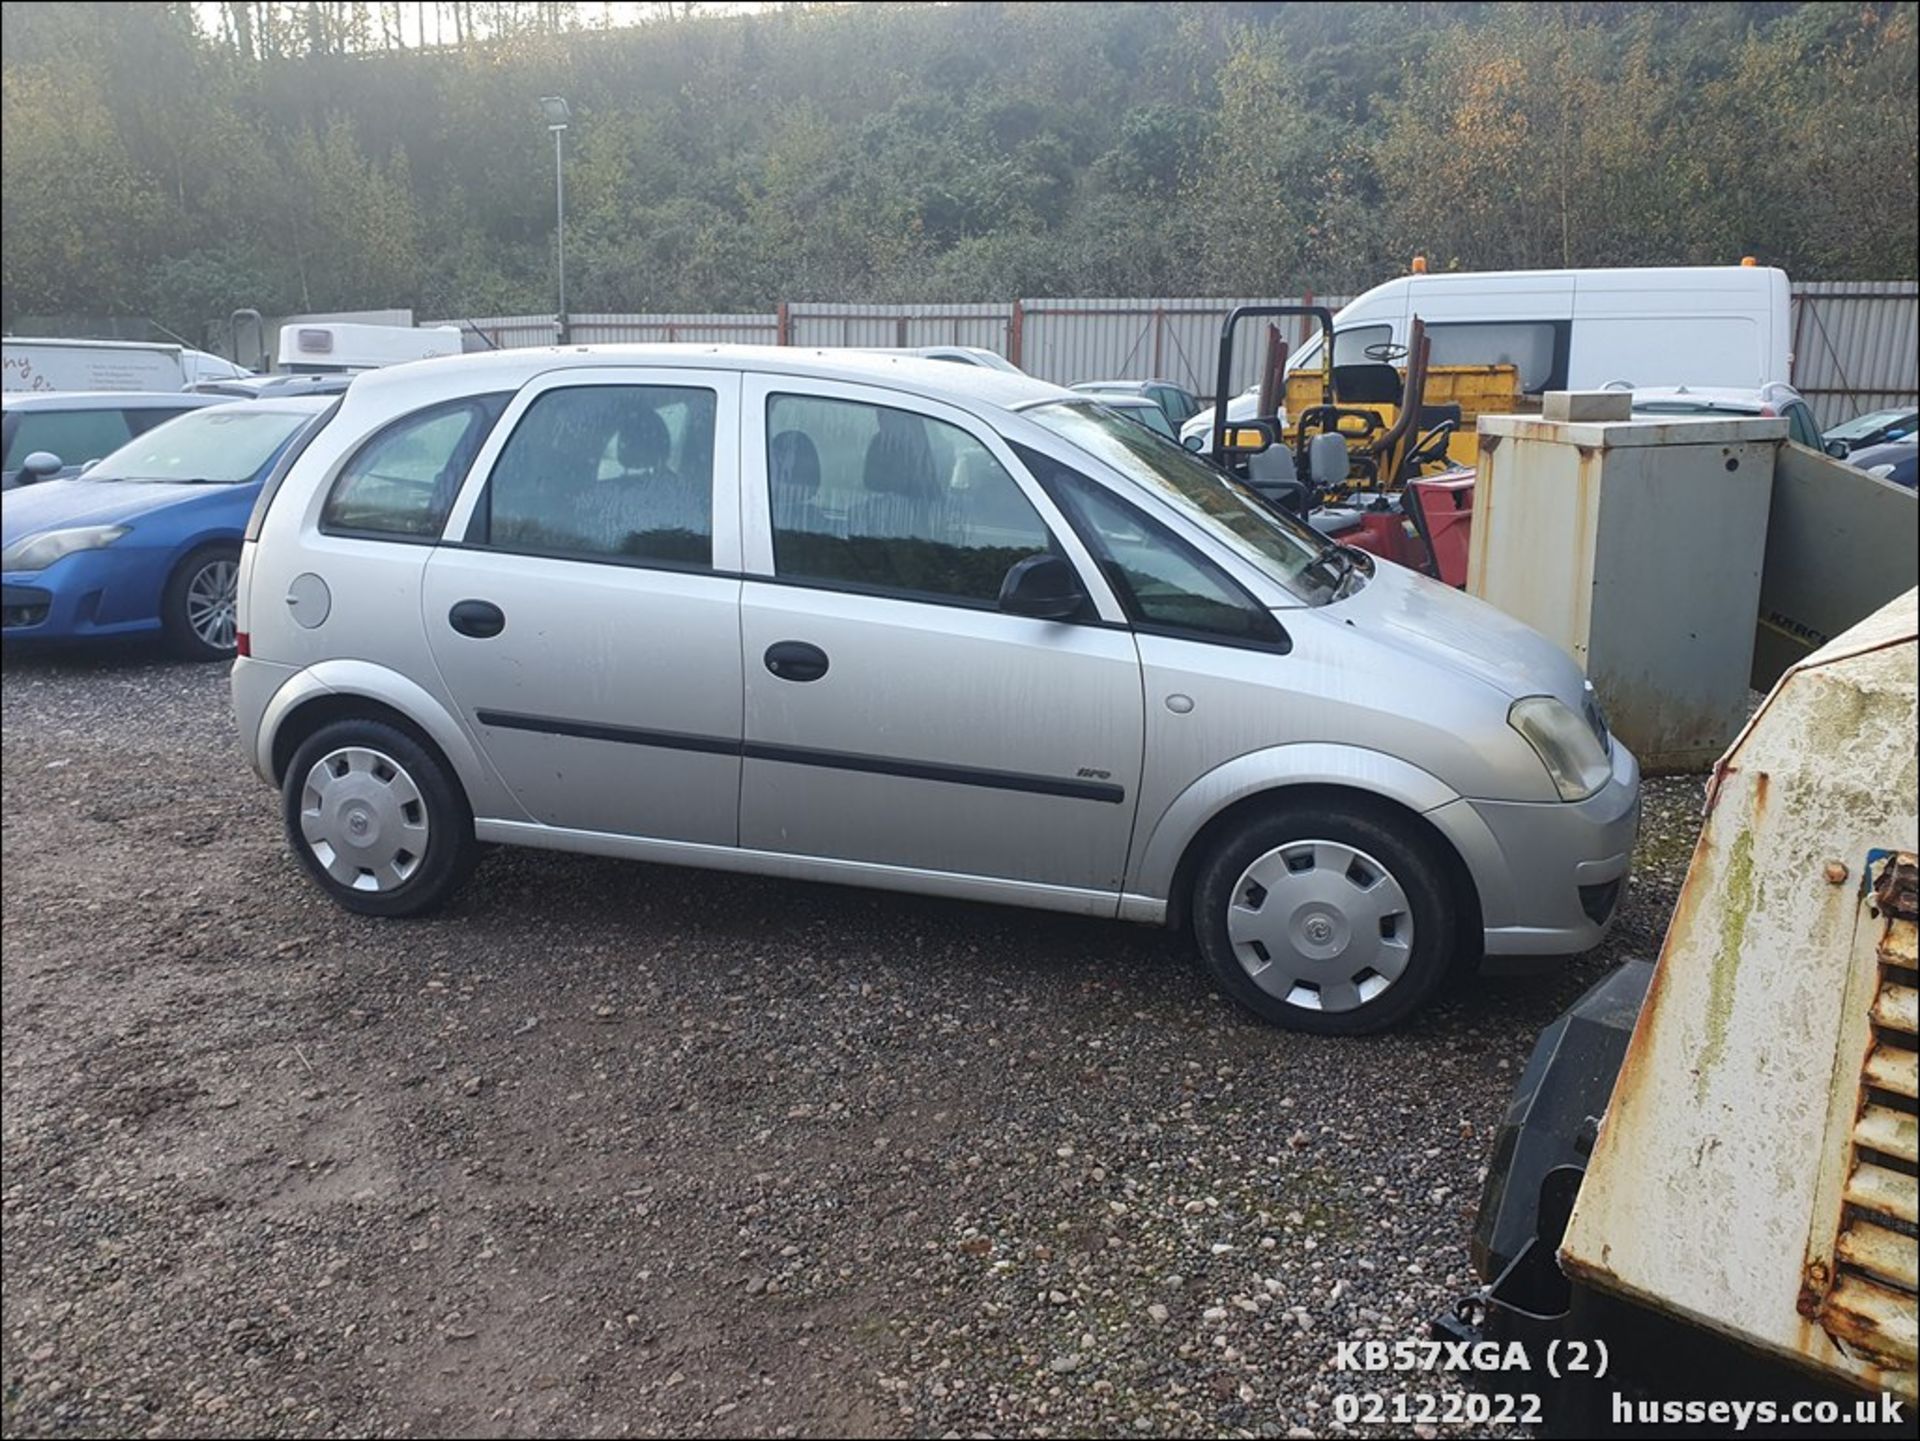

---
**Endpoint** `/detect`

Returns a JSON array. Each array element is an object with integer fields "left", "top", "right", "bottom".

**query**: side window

[
  {"left": 1785, "top": 402, "right": 1822, "bottom": 450},
  {"left": 1021, "top": 445, "right": 1283, "bottom": 645},
  {"left": 1332, "top": 324, "right": 1394, "bottom": 365},
  {"left": 1425, "top": 321, "right": 1565, "bottom": 393},
  {"left": 4, "top": 408, "right": 135, "bottom": 470},
  {"left": 322, "top": 395, "right": 507, "bottom": 539},
  {"left": 477, "top": 385, "right": 716, "bottom": 567},
  {"left": 767, "top": 393, "right": 1053, "bottom": 605}
]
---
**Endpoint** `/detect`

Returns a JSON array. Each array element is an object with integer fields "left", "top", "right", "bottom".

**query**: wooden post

[
  {"left": 1009, "top": 299, "right": 1025, "bottom": 370},
  {"left": 776, "top": 300, "right": 791, "bottom": 347}
]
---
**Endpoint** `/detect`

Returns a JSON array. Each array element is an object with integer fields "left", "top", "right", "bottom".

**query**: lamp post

[{"left": 539, "top": 96, "right": 571, "bottom": 344}]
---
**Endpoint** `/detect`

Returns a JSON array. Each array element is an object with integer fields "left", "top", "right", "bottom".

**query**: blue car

[{"left": 2, "top": 397, "right": 330, "bottom": 660}]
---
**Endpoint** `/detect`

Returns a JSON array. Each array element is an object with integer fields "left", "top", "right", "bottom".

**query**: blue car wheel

[{"left": 162, "top": 544, "right": 242, "bottom": 661}]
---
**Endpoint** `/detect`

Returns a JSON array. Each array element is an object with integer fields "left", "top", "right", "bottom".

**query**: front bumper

[
  {"left": 0, "top": 550, "right": 167, "bottom": 644},
  {"left": 1430, "top": 740, "right": 1642, "bottom": 958}
]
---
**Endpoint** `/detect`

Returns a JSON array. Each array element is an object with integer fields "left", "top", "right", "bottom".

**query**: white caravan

[{"left": 276, "top": 322, "right": 463, "bottom": 374}]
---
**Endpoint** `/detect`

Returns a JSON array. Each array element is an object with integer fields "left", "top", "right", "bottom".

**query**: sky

[{"left": 191, "top": 2, "right": 780, "bottom": 51}]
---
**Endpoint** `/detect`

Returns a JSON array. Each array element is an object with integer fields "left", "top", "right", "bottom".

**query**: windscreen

[
  {"left": 85, "top": 407, "right": 313, "bottom": 484},
  {"left": 1025, "top": 401, "right": 1343, "bottom": 601}
]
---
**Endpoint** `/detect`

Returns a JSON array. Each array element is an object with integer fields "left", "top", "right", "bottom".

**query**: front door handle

[
  {"left": 448, "top": 599, "right": 506, "bottom": 639},
  {"left": 764, "top": 640, "right": 829, "bottom": 682}
]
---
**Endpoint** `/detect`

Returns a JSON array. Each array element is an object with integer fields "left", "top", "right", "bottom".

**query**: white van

[
  {"left": 1289, "top": 265, "right": 1791, "bottom": 393},
  {"left": 2, "top": 337, "right": 249, "bottom": 394},
  {"left": 1184, "top": 264, "right": 1793, "bottom": 449}
]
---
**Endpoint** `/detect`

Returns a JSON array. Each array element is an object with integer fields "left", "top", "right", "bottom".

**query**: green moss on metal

[{"left": 1696, "top": 827, "right": 1756, "bottom": 1099}]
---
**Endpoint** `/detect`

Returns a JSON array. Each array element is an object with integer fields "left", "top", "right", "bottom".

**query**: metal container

[
  {"left": 1558, "top": 588, "right": 1919, "bottom": 1401},
  {"left": 1753, "top": 440, "right": 1920, "bottom": 689},
  {"left": 1469, "top": 411, "right": 1785, "bottom": 771}
]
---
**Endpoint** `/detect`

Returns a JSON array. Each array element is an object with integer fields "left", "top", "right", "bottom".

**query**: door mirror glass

[
  {"left": 1825, "top": 439, "right": 1850, "bottom": 459},
  {"left": 997, "top": 553, "right": 1087, "bottom": 620},
  {"left": 21, "top": 451, "right": 64, "bottom": 480}
]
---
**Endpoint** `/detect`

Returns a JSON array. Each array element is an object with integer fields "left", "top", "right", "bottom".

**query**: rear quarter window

[{"left": 319, "top": 394, "right": 510, "bottom": 541}]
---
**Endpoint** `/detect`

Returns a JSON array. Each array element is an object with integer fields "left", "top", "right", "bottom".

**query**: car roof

[
  {"left": 191, "top": 395, "right": 336, "bottom": 418},
  {"left": 189, "top": 373, "right": 353, "bottom": 398},
  {"left": 1072, "top": 379, "right": 1183, "bottom": 391},
  {"left": 1, "top": 390, "right": 221, "bottom": 411},
  {"left": 1630, "top": 382, "right": 1804, "bottom": 413},
  {"left": 336, "top": 344, "right": 1071, "bottom": 413},
  {"left": 1087, "top": 392, "right": 1158, "bottom": 407}
]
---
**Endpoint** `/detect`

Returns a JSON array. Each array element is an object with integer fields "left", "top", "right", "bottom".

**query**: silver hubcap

[
  {"left": 1226, "top": 839, "right": 1414, "bottom": 1013},
  {"left": 299, "top": 747, "right": 429, "bottom": 893},
  {"left": 186, "top": 558, "right": 239, "bottom": 650}
]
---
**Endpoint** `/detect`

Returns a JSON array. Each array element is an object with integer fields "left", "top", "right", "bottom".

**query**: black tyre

[
  {"left": 161, "top": 544, "right": 242, "bottom": 661},
  {"left": 281, "top": 718, "right": 477, "bottom": 918},
  {"left": 1192, "top": 801, "right": 1457, "bottom": 1035}
]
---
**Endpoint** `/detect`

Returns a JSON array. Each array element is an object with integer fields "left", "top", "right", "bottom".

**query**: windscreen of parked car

[
  {"left": 1827, "top": 408, "right": 1917, "bottom": 445},
  {"left": 1024, "top": 401, "right": 1345, "bottom": 602},
  {"left": 85, "top": 407, "right": 314, "bottom": 484},
  {"left": 1117, "top": 403, "right": 1178, "bottom": 439}
]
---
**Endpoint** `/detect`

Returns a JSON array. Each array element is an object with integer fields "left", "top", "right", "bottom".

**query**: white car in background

[{"left": 1180, "top": 384, "right": 1264, "bottom": 452}]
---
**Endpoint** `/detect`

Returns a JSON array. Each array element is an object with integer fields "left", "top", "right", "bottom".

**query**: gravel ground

[{"left": 1, "top": 644, "right": 1704, "bottom": 1440}]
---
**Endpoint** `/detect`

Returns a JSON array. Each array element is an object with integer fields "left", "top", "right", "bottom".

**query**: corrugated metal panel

[
  {"left": 572, "top": 312, "right": 777, "bottom": 345},
  {"left": 429, "top": 284, "right": 1916, "bottom": 427},
  {"left": 425, "top": 315, "right": 561, "bottom": 352},
  {"left": 1020, "top": 296, "right": 1351, "bottom": 394},
  {"left": 787, "top": 302, "right": 1012, "bottom": 354},
  {"left": 1789, "top": 281, "right": 1919, "bottom": 429}
]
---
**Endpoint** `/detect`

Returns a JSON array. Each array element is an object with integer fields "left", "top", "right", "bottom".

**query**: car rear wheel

[
  {"left": 162, "top": 544, "right": 241, "bottom": 661},
  {"left": 1192, "top": 801, "right": 1456, "bottom": 1034},
  {"left": 282, "top": 718, "right": 477, "bottom": 917}
]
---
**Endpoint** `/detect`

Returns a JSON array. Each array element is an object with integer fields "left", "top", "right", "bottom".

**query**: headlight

[
  {"left": 1509, "top": 694, "right": 1612, "bottom": 801},
  {"left": 1, "top": 524, "right": 129, "bottom": 572}
]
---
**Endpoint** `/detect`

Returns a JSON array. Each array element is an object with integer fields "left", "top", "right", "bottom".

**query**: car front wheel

[{"left": 1192, "top": 801, "right": 1457, "bottom": 1035}]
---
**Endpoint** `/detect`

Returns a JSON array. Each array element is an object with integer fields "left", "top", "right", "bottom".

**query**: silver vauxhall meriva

[{"left": 232, "top": 346, "right": 1638, "bottom": 1034}]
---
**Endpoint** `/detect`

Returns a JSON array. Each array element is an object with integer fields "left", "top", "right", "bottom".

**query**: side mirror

[
  {"left": 1182, "top": 434, "right": 1204, "bottom": 452},
  {"left": 998, "top": 553, "right": 1087, "bottom": 621},
  {"left": 80, "top": 458, "right": 100, "bottom": 474},
  {"left": 20, "top": 451, "right": 65, "bottom": 482},
  {"left": 1825, "top": 439, "right": 1850, "bottom": 459},
  {"left": 1307, "top": 431, "right": 1349, "bottom": 486}
]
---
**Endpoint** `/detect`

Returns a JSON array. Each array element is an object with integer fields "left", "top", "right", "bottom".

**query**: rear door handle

[
  {"left": 764, "top": 640, "right": 829, "bottom": 682},
  {"left": 449, "top": 599, "right": 506, "bottom": 638}
]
